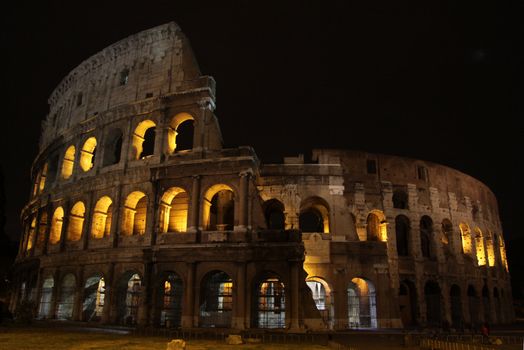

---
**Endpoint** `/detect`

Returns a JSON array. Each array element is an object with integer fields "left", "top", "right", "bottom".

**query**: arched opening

[
  {"left": 347, "top": 278, "right": 377, "bottom": 329},
  {"left": 36, "top": 212, "right": 48, "bottom": 249},
  {"left": 61, "top": 145, "right": 76, "bottom": 179},
  {"left": 57, "top": 274, "right": 76, "bottom": 320},
  {"left": 199, "top": 271, "right": 233, "bottom": 328},
  {"left": 82, "top": 275, "right": 105, "bottom": 322},
  {"left": 132, "top": 119, "right": 156, "bottom": 160},
  {"left": 393, "top": 190, "right": 408, "bottom": 209},
  {"left": 256, "top": 275, "right": 286, "bottom": 329},
  {"left": 66, "top": 201, "right": 85, "bottom": 241},
  {"left": 91, "top": 196, "right": 113, "bottom": 239},
  {"left": 424, "top": 281, "right": 441, "bottom": 327},
  {"left": 25, "top": 217, "right": 37, "bottom": 251},
  {"left": 102, "top": 128, "right": 123, "bottom": 166},
  {"left": 395, "top": 215, "right": 410, "bottom": 256},
  {"left": 299, "top": 197, "right": 330, "bottom": 233},
  {"left": 366, "top": 213, "right": 380, "bottom": 241},
  {"left": 264, "top": 199, "right": 285, "bottom": 230},
  {"left": 49, "top": 207, "right": 64, "bottom": 244},
  {"left": 441, "top": 219, "right": 453, "bottom": 250},
  {"left": 79, "top": 137, "right": 97, "bottom": 172},
  {"left": 485, "top": 231, "right": 495, "bottom": 267},
  {"left": 459, "top": 223, "right": 473, "bottom": 256},
  {"left": 450, "top": 285, "right": 463, "bottom": 328},
  {"left": 467, "top": 285, "right": 479, "bottom": 326},
  {"left": 399, "top": 280, "right": 417, "bottom": 327},
  {"left": 167, "top": 113, "right": 195, "bottom": 153},
  {"left": 122, "top": 191, "right": 147, "bottom": 236},
  {"left": 306, "top": 277, "right": 334, "bottom": 328},
  {"left": 420, "top": 216, "right": 434, "bottom": 258},
  {"left": 38, "top": 277, "right": 54, "bottom": 319},
  {"left": 203, "top": 184, "right": 235, "bottom": 231},
  {"left": 159, "top": 273, "right": 183, "bottom": 328},
  {"left": 33, "top": 163, "right": 48, "bottom": 196},
  {"left": 117, "top": 273, "right": 142, "bottom": 325},
  {"left": 474, "top": 228, "right": 486, "bottom": 266},
  {"left": 482, "top": 285, "right": 490, "bottom": 323},
  {"left": 159, "top": 188, "right": 188, "bottom": 233}
]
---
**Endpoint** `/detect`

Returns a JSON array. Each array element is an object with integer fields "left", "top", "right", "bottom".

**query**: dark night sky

[{"left": 1, "top": 1, "right": 521, "bottom": 278}]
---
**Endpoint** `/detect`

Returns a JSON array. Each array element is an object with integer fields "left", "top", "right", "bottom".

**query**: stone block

[
  {"left": 166, "top": 339, "right": 186, "bottom": 350},
  {"left": 225, "top": 335, "right": 243, "bottom": 345}
]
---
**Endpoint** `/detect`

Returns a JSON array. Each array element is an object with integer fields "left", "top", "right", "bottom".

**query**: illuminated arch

[
  {"left": 57, "top": 273, "right": 76, "bottom": 320},
  {"left": 256, "top": 274, "right": 286, "bottom": 329},
  {"left": 49, "top": 207, "right": 64, "bottom": 244},
  {"left": 459, "top": 223, "right": 473, "bottom": 255},
  {"left": 347, "top": 277, "right": 377, "bottom": 329},
  {"left": 82, "top": 274, "right": 105, "bottom": 322},
  {"left": 202, "top": 184, "right": 235, "bottom": 231},
  {"left": 306, "top": 276, "right": 334, "bottom": 329},
  {"left": 132, "top": 119, "right": 156, "bottom": 160},
  {"left": 485, "top": 231, "right": 495, "bottom": 267},
  {"left": 25, "top": 217, "right": 37, "bottom": 251},
  {"left": 79, "top": 137, "right": 97, "bottom": 171},
  {"left": 91, "top": 196, "right": 113, "bottom": 239},
  {"left": 366, "top": 210, "right": 387, "bottom": 241},
  {"left": 122, "top": 191, "right": 147, "bottom": 236},
  {"left": 117, "top": 272, "right": 142, "bottom": 325},
  {"left": 441, "top": 219, "right": 453, "bottom": 245},
  {"left": 159, "top": 272, "right": 183, "bottom": 328},
  {"left": 38, "top": 276, "right": 54, "bottom": 319},
  {"left": 199, "top": 270, "right": 233, "bottom": 328},
  {"left": 67, "top": 201, "right": 86, "bottom": 241},
  {"left": 299, "top": 196, "right": 330, "bottom": 233},
  {"left": 498, "top": 234, "right": 509, "bottom": 271},
  {"left": 61, "top": 145, "right": 76, "bottom": 179},
  {"left": 33, "top": 163, "right": 48, "bottom": 196},
  {"left": 167, "top": 112, "right": 195, "bottom": 153},
  {"left": 474, "top": 227, "right": 486, "bottom": 266},
  {"left": 159, "top": 187, "right": 188, "bottom": 233}
]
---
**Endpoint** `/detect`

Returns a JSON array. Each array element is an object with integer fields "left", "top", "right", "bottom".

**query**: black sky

[{"left": 1, "top": 0, "right": 521, "bottom": 269}]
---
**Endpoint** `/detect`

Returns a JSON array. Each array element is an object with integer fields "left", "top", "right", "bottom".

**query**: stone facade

[{"left": 12, "top": 22, "right": 513, "bottom": 331}]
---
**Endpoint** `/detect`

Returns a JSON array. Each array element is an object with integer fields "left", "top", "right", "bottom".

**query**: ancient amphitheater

[{"left": 11, "top": 22, "right": 513, "bottom": 331}]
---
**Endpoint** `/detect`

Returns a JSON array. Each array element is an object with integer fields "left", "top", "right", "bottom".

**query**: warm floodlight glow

[
  {"left": 122, "top": 191, "right": 147, "bottom": 235},
  {"left": 159, "top": 187, "right": 188, "bottom": 233},
  {"left": 61, "top": 145, "right": 76, "bottom": 179},
  {"left": 80, "top": 137, "right": 97, "bottom": 171},
  {"left": 459, "top": 223, "right": 473, "bottom": 255},
  {"left": 50, "top": 207, "right": 64, "bottom": 244},
  {"left": 26, "top": 217, "right": 37, "bottom": 251},
  {"left": 91, "top": 196, "right": 113, "bottom": 239},
  {"left": 202, "top": 184, "right": 235, "bottom": 230},
  {"left": 67, "top": 201, "right": 86, "bottom": 241},
  {"left": 474, "top": 228, "right": 486, "bottom": 266},
  {"left": 167, "top": 112, "right": 194, "bottom": 153},
  {"left": 132, "top": 120, "right": 156, "bottom": 160}
]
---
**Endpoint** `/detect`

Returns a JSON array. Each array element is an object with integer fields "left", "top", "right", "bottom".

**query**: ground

[
  {"left": 1, "top": 326, "right": 523, "bottom": 350},
  {"left": 0, "top": 327, "right": 328, "bottom": 350}
]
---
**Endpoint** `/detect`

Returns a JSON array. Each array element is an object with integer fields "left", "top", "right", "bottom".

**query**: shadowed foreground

[{"left": 0, "top": 328, "right": 328, "bottom": 350}]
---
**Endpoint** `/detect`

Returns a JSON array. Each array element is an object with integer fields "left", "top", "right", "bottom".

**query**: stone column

[
  {"left": 73, "top": 266, "right": 84, "bottom": 321},
  {"left": 232, "top": 263, "right": 246, "bottom": 329},
  {"left": 42, "top": 205, "right": 52, "bottom": 255},
  {"left": 182, "top": 262, "right": 196, "bottom": 328},
  {"left": 101, "top": 263, "right": 114, "bottom": 324},
  {"left": 83, "top": 191, "right": 95, "bottom": 250},
  {"left": 187, "top": 175, "right": 201, "bottom": 233},
  {"left": 138, "top": 262, "right": 152, "bottom": 326},
  {"left": 289, "top": 261, "right": 301, "bottom": 330},
  {"left": 235, "top": 171, "right": 250, "bottom": 232},
  {"left": 111, "top": 186, "right": 122, "bottom": 248},
  {"left": 60, "top": 201, "right": 70, "bottom": 252}
]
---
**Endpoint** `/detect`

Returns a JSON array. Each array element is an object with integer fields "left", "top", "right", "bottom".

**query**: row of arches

[
  {"left": 25, "top": 184, "right": 238, "bottom": 250},
  {"left": 399, "top": 280, "right": 509, "bottom": 328},
  {"left": 32, "top": 113, "right": 196, "bottom": 195},
  {"left": 393, "top": 215, "right": 506, "bottom": 268},
  {"left": 37, "top": 270, "right": 287, "bottom": 329}
]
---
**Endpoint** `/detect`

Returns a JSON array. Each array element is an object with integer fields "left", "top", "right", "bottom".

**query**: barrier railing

[{"left": 420, "top": 338, "right": 495, "bottom": 350}]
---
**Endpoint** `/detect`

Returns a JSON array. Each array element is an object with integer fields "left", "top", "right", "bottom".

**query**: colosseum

[{"left": 11, "top": 22, "right": 513, "bottom": 331}]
